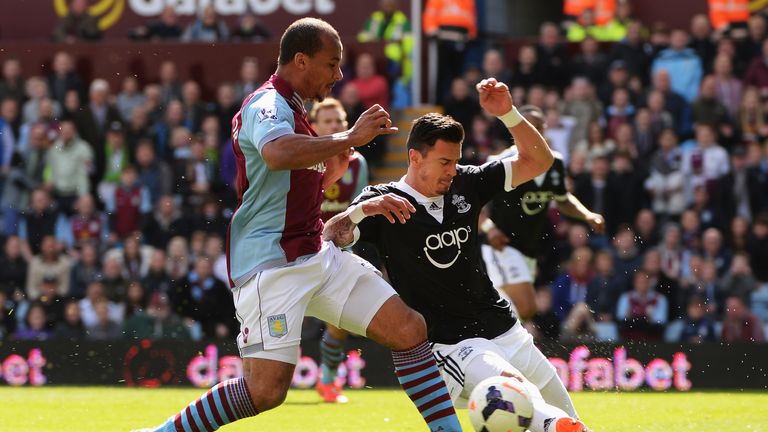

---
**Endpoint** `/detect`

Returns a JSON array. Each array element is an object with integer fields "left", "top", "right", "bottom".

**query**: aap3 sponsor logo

[{"left": 423, "top": 226, "right": 471, "bottom": 269}]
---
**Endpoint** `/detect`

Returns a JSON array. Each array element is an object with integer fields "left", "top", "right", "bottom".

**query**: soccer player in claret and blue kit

[
  {"left": 323, "top": 78, "right": 592, "bottom": 432},
  {"left": 136, "top": 17, "right": 462, "bottom": 432},
  {"left": 310, "top": 97, "right": 370, "bottom": 404}
]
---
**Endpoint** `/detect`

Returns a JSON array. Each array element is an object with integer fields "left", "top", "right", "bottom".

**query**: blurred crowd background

[{"left": 0, "top": 0, "right": 767, "bottom": 346}]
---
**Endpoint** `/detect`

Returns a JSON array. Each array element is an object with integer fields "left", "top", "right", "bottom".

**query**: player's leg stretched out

[
  {"left": 462, "top": 351, "right": 588, "bottom": 432},
  {"left": 136, "top": 257, "right": 462, "bottom": 432},
  {"left": 316, "top": 324, "right": 349, "bottom": 403},
  {"left": 433, "top": 335, "right": 589, "bottom": 432}
]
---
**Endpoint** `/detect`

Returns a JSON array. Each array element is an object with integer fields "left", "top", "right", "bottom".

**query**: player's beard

[{"left": 315, "top": 82, "right": 335, "bottom": 102}]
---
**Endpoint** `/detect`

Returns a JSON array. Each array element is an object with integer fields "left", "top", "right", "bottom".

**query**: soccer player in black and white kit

[
  {"left": 323, "top": 78, "right": 590, "bottom": 432},
  {"left": 480, "top": 106, "right": 604, "bottom": 320}
]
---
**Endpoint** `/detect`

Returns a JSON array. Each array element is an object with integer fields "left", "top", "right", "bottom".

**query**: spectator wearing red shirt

[
  {"left": 721, "top": 295, "right": 766, "bottom": 343},
  {"left": 743, "top": 39, "right": 768, "bottom": 94},
  {"left": 106, "top": 166, "right": 151, "bottom": 240},
  {"left": 617, "top": 270, "right": 669, "bottom": 340},
  {"left": 349, "top": 53, "right": 389, "bottom": 110},
  {"left": 64, "top": 194, "right": 108, "bottom": 251}
]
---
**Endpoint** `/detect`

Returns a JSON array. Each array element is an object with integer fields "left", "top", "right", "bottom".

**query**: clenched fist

[{"left": 476, "top": 78, "right": 513, "bottom": 117}]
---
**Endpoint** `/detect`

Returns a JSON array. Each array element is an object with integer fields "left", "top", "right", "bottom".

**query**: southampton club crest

[
  {"left": 550, "top": 170, "right": 561, "bottom": 187},
  {"left": 452, "top": 194, "right": 471, "bottom": 213}
]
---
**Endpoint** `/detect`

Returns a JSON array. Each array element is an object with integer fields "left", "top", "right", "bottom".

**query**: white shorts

[
  {"left": 233, "top": 241, "right": 396, "bottom": 364},
  {"left": 481, "top": 245, "right": 534, "bottom": 307},
  {"left": 482, "top": 245, "right": 533, "bottom": 287},
  {"left": 432, "top": 320, "right": 558, "bottom": 408}
]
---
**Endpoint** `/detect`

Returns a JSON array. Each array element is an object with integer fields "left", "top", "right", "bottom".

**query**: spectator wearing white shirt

[
  {"left": 681, "top": 123, "right": 729, "bottom": 203},
  {"left": 645, "top": 129, "right": 686, "bottom": 219},
  {"left": 21, "top": 76, "right": 62, "bottom": 125},
  {"left": 78, "top": 281, "right": 124, "bottom": 329},
  {"left": 543, "top": 108, "right": 575, "bottom": 163},
  {"left": 116, "top": 77, "right": 145, "bottom": 122}
]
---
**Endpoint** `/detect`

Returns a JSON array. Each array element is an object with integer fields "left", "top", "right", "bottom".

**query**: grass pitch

[{"left": 0, "top": 387, "right": 766, "bottom": 431}]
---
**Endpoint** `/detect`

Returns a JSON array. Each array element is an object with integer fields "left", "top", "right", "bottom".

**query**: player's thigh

[
  {"left": 306, "top": 248, "right": 399, "bottom": 341},
  {"left": 363, "top": 294, "right": 426, "bottom": 349},
  {"left": 496, "top": 320, "right": 559, "bottom": 390},
  {"left": 324, "top": 323, "right": 348, "bottom": 340},
  {"left": 234, "top": 261, "right": 321, "bottom": 364},
  {"left": 502, "top": 281, "right": 536, "bottom": 320},
  {"left": 523, "top": 256, "right": 538, "bottom": 279},
  {"left": 432, "top": 338, "right": 506, "bottom": 408},
  {"left": 506, "top": 247, "right": 535, "bottom": 285}
]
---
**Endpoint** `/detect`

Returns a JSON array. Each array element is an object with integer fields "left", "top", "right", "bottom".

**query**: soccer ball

[{"left": 468, "top": 375, "right": 534, "bottom": 432}]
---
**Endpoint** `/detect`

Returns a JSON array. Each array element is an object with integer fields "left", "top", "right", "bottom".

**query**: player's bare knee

[
  {"left": 242, "top": 362, "right": 293, "bottom": 413},
  {"left": 397, "top": 308, "right": 427, "bottom": 346},
  {"left": 247, "top": 376, "right": 289, "bottom": 412},
  {"left": 259, "top": 386, "right": 289, "bottom": 412}
]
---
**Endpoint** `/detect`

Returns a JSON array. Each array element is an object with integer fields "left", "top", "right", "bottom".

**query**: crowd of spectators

[
  {"left": 0, "top": 50, "right": 264, "bottom": 342},
  {"left": 0, "top": 34, "right": 399, "bottom": 342},
  {"left": 442, "top": 9, "right": 768, "bottom": 345},
  {"left": 1, "top": 1, "right": 767, "bottom": 346}
]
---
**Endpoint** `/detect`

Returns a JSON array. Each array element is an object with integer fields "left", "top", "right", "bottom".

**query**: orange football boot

[{"left": 555, "top": 418, "right": 591, "bottom": 432}]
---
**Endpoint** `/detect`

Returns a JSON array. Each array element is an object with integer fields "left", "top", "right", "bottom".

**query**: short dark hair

[
  {"left": 278, "top": 18, "right": 339, "bottom": 65},
  {"left": 406, "top": 113, "right": 464, "bottom": 155}
]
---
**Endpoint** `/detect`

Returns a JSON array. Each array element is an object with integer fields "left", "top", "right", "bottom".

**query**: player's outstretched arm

[
  {"left": 479, "top": 204, "right": 509, "bottom": 250},
  {"left": 262, "top": 104, "right": 398, "bottom": 170},
  {"left": 322, "top": 193, "right": 416, "bottom": 248},
  {"left": 555, "top": 193, "right": 605, "bottom": 234},
  {"left": 476, "top": 78, "right": 554, "bottom": 187}
]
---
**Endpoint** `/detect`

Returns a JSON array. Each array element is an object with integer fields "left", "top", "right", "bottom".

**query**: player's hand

[
  {"left": 360, "top": 193, "right": 416, "bottom": 224},
  {"left": 586, "top": 212, "right": 605, "bottom": 234},
  {"left": 348, "top": 104, "right": 399, "bottom": 147},
  {"left": 487, "top": 227, "right": 509, "bottom": 250},
  {"left": 476, "top": 78, "right": 513, "bottom": 117}
]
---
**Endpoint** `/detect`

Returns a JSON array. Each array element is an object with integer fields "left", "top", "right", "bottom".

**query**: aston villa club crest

[
  {"left": 267, "top": 314, "right": 288, "bottom": 338},
  {"left": 452, "top": 194, "right": 471, "bottom": 213}
]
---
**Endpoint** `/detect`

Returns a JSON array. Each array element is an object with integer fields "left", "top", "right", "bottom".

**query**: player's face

[
  {"left": 305, "top": 35, "right": 344, "bottom": 102},
  {"left": 413, "top": 139, "right": 461, "bottom": 196},
  {"left": 311, "top": 107, "right": 348, "bottom": 135}
]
